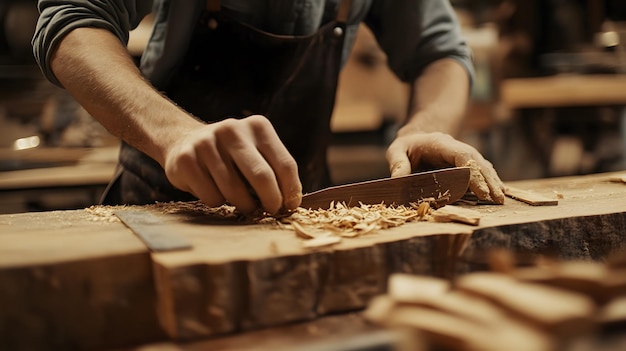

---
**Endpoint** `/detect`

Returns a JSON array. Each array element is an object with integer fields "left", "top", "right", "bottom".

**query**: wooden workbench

[
  {"left": 496, "top": 74, "right": 626, "bottom": 180},
  {"left": 0, "top": 146, "right": 118, "bottom": 191},
  {"left": 500, "top": 74, "right": 626, "bottom": 109},
  {"left": 1, "top": 171, "right": 625, "bottom": 350},
  {"left": 0, "top": 146, "right": 119, "bottom": 213}
]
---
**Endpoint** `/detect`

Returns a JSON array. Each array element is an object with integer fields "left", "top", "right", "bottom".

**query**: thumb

[{"left": 386, "top": 145, "right": 412, "bottom": 177}]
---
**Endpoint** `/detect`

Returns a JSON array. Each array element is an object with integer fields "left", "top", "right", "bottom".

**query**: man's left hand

[{"left": 386, "top": 131, "right": 505, "bottom": 204}]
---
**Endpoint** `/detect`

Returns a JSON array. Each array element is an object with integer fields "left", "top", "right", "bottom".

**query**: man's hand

[
  {"left": 163, "top": 115, "right": 303, "bottom": 214},
  {"left": 48, "top": 29, "right": 300, "bottom": 214},
  {"left": 386, "top": 59, "right": 504, "bottom": 203},
  {"left": 386, "top": 131, "right": 505, "bottom": 204}
]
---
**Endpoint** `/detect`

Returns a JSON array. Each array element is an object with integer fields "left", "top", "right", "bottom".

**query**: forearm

[
  {"left": 50, "top": 27, "right": 200, "bottom": 166},
  {"left": 398, "top": 58, "right": 470, "bottom": 138}
]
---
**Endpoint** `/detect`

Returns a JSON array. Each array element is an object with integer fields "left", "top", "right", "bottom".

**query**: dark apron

[{"left": 102, "top": 0, "right": 351, "bottom": 205}]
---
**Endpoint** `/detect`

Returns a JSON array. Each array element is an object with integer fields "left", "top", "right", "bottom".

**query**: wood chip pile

[
  {"left": 280, "top": 201, "right": 432, "bottom": 248},
  {"left": 84, "top": 199, "right": 482, "bottom": 250},
  {"left": 282, "top": 200, "right": 482, "bottom": 249}
]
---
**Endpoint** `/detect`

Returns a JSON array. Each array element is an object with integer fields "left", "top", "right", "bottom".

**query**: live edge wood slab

[{"left": 1, "top": 171, "right": 626, "bottom": 350}]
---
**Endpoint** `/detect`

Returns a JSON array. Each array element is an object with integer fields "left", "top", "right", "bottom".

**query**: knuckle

[
  {"left": 276, "top": 156, "right": 299, "bottom": 175},
  {"left": 246, "top": 114, "right": 269, "bottom": 125},
  {"left": 174, "top": 146, "right": 196, "bottom": 168},
  {"left": 247, "top": 115, "right": 273, "bottom": 132},
  {"left": 213, "top": 119, "right": 239, "bottom": 139},
  {"left": 250, "top": 165, "right": 275, "bottom": 185}
]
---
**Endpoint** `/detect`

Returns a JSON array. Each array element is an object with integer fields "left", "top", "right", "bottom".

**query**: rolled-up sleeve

[
  {"left": 365, "top": 0, "right": 474, "bottom": 85},
  {"left": 32, "top": 0, "right": 153, "bottom": 86}
]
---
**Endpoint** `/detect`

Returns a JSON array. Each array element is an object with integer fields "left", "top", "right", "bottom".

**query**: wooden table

[
  {"left": 500, "top": 74, "right": 626, "bottom": 109},
  {"left": 0, "top": 146, "right": 118, "bottom": 213},
  {"left": 1, "top": 171, "right": 625, "bottom": 350}
]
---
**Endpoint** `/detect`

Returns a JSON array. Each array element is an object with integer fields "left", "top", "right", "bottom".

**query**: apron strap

[
  {"left": 206, "top": 1, "right": 351, "bottom": 23},
  {"left": 336, "top": 0, "right": 352, "bottom": 23},
  {"left": 206, "top": 0, "right": 220, "bottom": 12}
]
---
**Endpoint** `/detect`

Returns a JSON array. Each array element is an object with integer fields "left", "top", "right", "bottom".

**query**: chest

[{"left": 217, "top": 0, "right": 366, "bottom": 35}]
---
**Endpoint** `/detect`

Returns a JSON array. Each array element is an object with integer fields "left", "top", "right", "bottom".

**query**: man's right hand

[
  {"left": 163, "top": 115, "right": 303, "bottom": 215},
  {"left": 48, "top": 28, "right": 301, "bottom": 214}
]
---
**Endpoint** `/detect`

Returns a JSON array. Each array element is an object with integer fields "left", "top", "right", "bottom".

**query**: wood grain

[{"left": 1, "top": 171, "right": 626, "bottom": 348}]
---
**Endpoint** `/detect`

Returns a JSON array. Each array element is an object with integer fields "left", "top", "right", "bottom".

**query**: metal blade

[
  {"left": 115, "top": 210, "right": 192, "bottom": 252},
  {"left": 300, "top": 167, "right": 470, "bottom": 210}
]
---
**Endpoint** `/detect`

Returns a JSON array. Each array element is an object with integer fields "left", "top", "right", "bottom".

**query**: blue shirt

[{"left": 33, "top": 0, "right": 474, "bottom": 88}]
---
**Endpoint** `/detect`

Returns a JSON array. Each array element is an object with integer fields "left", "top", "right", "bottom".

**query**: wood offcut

[
  {"left": 365, "top": 252, "right": 626, "bottom": 351},
  {"left": 505, "top": 186, "right": 559, "bottom": 206}
]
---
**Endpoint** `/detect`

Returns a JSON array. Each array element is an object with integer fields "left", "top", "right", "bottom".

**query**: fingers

[
  {"left": 386, "top": 140, "right": 415, "bottom": 177},
  {"left": 188, "top": 173, "right": 225, "bottom": 208},
  {"left": 248, "top": 116, "right": 302, "bottom": 210},
  {"left": 465, "top": 160, "right": 491, "bottom": 201},
  {"left": 449, "top": 151, "right": 504, "bottom": 205},
  {"left": 207, "top": 117, "right": 288, "bottom": 214},
  {"left": 164, "top": 116, "right": 301, "bottom": 215},
  {"left": 387, "top": 132, "right": 506, "bottom": 204},
  {"left": 164, "top": 142, "right": 226, "bottom": 207},
  {"left": 220, "top": 116, "right": 301, "bottom": 213},
  {"left": 219, "top": 139, "right": 283, "bottom": 214},
  {"left": 202, "top": 137, "right": 261, "bottom": 214},
  {"left": 478, "top": 160, "right": 505, "bottom": 204}
]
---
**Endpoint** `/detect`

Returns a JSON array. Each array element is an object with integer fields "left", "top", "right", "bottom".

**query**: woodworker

[{"left": 32, "top": 0, "right": 506, "bottom": 214}]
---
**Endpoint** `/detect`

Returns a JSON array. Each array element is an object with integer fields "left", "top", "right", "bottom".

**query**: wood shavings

[
  {"left": 281, "top": 200, "right": 436, "bottom": 247},
  {"left": 432, "top": 205, "right": 482, "bottom": 226},
  {"left": 84, "top": 205, "right": 120, "bottom": 222},
  {"left": 291, "top": 221, "right": 333, "bottom": 239}
]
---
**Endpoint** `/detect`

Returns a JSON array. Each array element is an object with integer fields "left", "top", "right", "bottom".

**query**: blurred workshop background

[{"left": 1, "top": 0, "right": 625, "bottom": 214}]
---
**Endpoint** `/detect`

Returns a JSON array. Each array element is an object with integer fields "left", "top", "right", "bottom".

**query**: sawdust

[
  {"left": 84, "top": 205, "right": 120, "bottom": 222},
  {"left": 83, "top": 199, "right": 447, "bottom": 250}
]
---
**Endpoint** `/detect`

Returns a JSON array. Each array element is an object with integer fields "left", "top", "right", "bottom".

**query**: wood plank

[
  {"left": 0, "top": 147, "right": 118, "bottom": 191},
  {"left": 0, "top": 210, "right": 163, "bottom": 350},
  {"left": 152, "top": 172, "right": 626, "bottom": 339},
  {"left": 462, "top": 172, "right": 626, "bottom": 273},
  {"left": 1, "top": 171, "right": 626, "bottom": 347}
]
